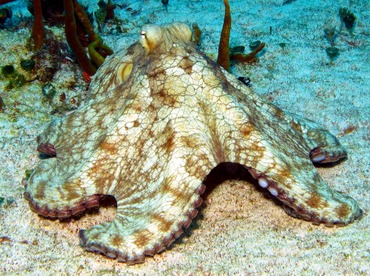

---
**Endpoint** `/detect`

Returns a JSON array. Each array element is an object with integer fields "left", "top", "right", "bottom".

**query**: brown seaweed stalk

[
  {"left": 230, "top": 42, "right": 266, "bottom": 63},
  {"left": 73, "top": 0, "right": 113, "bottom": 67},
  {"left": 28, "top": 0, "right": 113, "bottom": 76},
  {"left": 64, "top": 0, "right": 97, "bottom": 75},
  {"left": 30, "top": 0, "right": 45, "bottom": 51},
  {"left": 217, "top": 0, "right": 231, "bottom": 71},
  {"left": 0, "top": 0, "right": 15, "bottom": 5}
]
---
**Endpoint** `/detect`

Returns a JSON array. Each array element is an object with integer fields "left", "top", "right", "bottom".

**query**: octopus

[{"left": 24, "top": 23, "right": 362, "bottom": 264}]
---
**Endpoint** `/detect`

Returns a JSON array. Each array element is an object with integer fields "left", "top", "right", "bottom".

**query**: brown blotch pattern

[
  {"left": 111, "top": 234, "right": 124, "bottom": 247},
  {"left": 152, "top": 214, "right": 174, "bottom": 233},
  {"left": 306, "top": 193, "right": 326, "bottom": 209},
  {"left": 179, "top": 56, "right": 194, "bottom": 74},
  {"left": 335, "top": 203, "right": 351, "bottom": 219},
  {"left": 133, "top": 229, "right": 151, "bottom": 248}
]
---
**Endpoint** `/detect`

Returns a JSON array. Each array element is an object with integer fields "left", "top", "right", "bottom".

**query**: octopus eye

[
  {"left": 139, "top": 25, "right": 162, "bottom": 52},
  {"left": 117, "top": 62, "right": 133, "bottom": 83}
]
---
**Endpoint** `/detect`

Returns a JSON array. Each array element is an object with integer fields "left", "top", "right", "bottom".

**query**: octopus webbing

[{"left": 24, "top": 23, "right": 362, "bottom": 264}]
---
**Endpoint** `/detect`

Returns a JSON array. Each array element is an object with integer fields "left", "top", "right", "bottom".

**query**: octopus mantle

[{"left": 24, "top": 23, "right": 362, "bottom": 264}]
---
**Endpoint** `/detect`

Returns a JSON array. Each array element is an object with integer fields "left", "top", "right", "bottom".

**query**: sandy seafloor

[{"left": 0, "top": 0, "right": 369, "bottom": 275}]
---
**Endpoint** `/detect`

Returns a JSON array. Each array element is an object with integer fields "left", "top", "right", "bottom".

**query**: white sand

[{"left": 0, "top": 0, "right": 369, "bottom": 274}]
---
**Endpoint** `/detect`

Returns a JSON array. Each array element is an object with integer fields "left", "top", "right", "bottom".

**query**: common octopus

[{"left": 24, "top": 23, "right": 362, "bottom": 264}]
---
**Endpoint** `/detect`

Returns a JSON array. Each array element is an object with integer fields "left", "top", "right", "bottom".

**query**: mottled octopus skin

[{"left": 25, "top": 23, "right": 362, "bottom": 264}]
